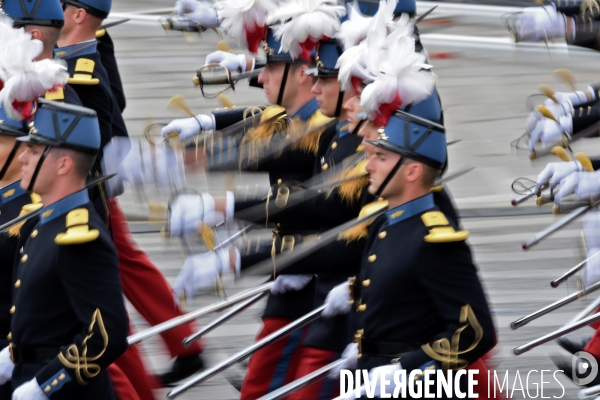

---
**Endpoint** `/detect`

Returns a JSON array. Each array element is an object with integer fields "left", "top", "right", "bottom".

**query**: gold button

[
  {"left": 276, "top": 223, "right": 281, "bottom": 228},
  {"left": 368, "top": 254, "right": 376, "bottom": 263},
  {"left": 277, "top": 179, "right": 282, "bottom": 185},
  {"left": 58, "top": 374, "right": 66, "bottom": 381},
  {"left": 322, "top": 163, "right": 328, "bottom": 171},
  {"left": 31, "top": 230, "right": 38, "bottom": 238},
  {"left": 362, "top": 279, "right": 371, "bottom": 287},
  {"left": 52, "top": 379, "right": 58, "bottom": 386},
  {"left": 6, "top": 333, "right": 11, "bottom": 340},
  {"left": 357, "top": 304, "right": 367, "bottom": 312},
  {"left": 331, "top": 142, "right": 337, "bottom": 149},
  {"left": 21, "top": 254, "right": 27, "bottom": 263},
  {"left": 378, "top": 231, "right": 387, "bottom": 239},
  {"left": 44, "top": 386, "right": 51, "bottom": 393},
  {"left": 14, "top": 280, "right": 20, "bottom": 288},
  {"left": 9, "top": 306, "right": 15, "bottom": 314}
]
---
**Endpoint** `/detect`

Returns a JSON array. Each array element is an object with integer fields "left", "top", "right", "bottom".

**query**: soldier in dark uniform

[
  {"left": 0, "top": 99, "right": 129, "bottom": 400},
  {"left": 0, "top": 106, "right": 39, "bottom": 400},
  {"left": 324, "top": 110, "right": 496, "bottom": 399},
  {"left": 95, "top": 29, "right": 126, "bottom": 113}
]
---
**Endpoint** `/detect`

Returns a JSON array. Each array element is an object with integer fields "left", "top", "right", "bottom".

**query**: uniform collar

[
  {"left": 39, "top": 189, "right": 89, "bottom": 225},
  {"left": 54, "top": 40, "right": 98, "bottom": 59},
  {"left": 290, "top": 98, "right": 320, "bottom": 122},
  {"left": 337, "top": 120, "right": 349, "bottom": 138},
  {"left": 0, "top": 180, "right": 27, "bottom": 204},
  {"left": 385, "top": 193, "right": 435, "bottom": 225}
]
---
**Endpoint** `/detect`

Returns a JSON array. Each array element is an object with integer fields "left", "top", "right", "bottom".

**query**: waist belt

[
  {"left": 9, "top": 344, "right": 59, "bottom": 364},
  {"left": 360, "top": 339, "right": 421, "bottom": 359}
]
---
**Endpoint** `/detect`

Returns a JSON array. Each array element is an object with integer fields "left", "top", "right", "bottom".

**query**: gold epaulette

[
  {"left": 241, "top": 106, "right": 288, "bottom": 144},
  {"left": 45, "top": 87, "right": 65, "bottom": 101},
  {"left": 421, "top": 211, "right": 468, "bottom": 243},
  {"left": 289, "top": 110, "right": 333, "bottom": 156},
  {"left": 96, "top": 28, "right": 106, "bottom": 38},
  {"left": 55, "top": 208, "right": 99, "bottom": 245},
  {"left": 339, "top": 200, "right": 388, "bottom": 243},
  {"left": 430, "top": 184, "right": 443, "bottom": 193},
  {"left": 8, "top": 202, "right": 44, "bottom": 237},
  {"left": 338, "top": 159, "right": 369, "bottom": 204},
  {"left": 67, "top": 59, "right": 100, "bottom": 85}
]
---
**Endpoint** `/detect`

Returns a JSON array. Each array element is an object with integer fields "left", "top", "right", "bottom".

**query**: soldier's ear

[
  {"left": 29, "top": 29, "right": 42, "bottom": 41},
  {"left": 404, "top": 160, "right": 423, "bottom": 184}
]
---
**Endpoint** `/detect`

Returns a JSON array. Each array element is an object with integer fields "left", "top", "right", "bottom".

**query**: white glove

[
  {"left": 0, "top": 347, "right": 13, "bottom": 385},
  {"left": 555, "top": 171, "right": 600, "bottom": 204},
  {"left": 161, "top": 114, "right": 215, "bottom": 141},
  {"left": 515, "top": 4, "right": 566, "bottom": 42},
  {"left": 323, "top": 281, "right": 352, "bottom": 318},
  {"left": 271, "top": 275, "right": 314, "bottom": 295},
  {"left": 174, "top": 248, "right": 238, "bottom": 300},
  {"left": 206, "top": 51, "right": 249, "bottom": 73},
  {"left": 534, "top": 161, "right": 582, "bottom": 194},
  {"left": 174, "top": 0, "right": 220, "bottom": 28},
  {"left": 584, "top": 211, "right": 600, "bottom": 249},
  {"left": 584, "top": 247, "right": 600, "bottom": 288},
  {"left": 12, "top": 378, "right": 46, "bottom": 400},
  {"left": 528, "top": 115, "right": 572, "bottom": 151},
  {"left": 525, "top": 99, "right": 572, "bottom": 134},
  {"left": 328, "top": 343, "right": 358, "bottom": 379},
  {"left": 169, "top": 193, "right": 219, "bottom": 237},
  {"left": 339, "top": 364, "right": 403, "bottom": 399}
]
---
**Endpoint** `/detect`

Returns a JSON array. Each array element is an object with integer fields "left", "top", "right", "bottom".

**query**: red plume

[
  {"left": 373, "top": 93, "right": 402, "bottom": 127},
  {"left": 245, "top": 23, "right": 267, "bottom": 54}
]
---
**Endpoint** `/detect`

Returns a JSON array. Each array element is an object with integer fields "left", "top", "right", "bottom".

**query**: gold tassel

[
  {"left": 290, "top": 111, "right": 332, "bottom": 156},
  {"left": 198, "top": 222, "right": 215, "bottom": 251},
  {"left": 8, "top": 202, "right": 43, "bottom": 237},
  {"left": 338, "top": 159, "right": 369, "bottom": 205},
  {"left": 338, "top": 200, "right": 388, "bottom": 243}
]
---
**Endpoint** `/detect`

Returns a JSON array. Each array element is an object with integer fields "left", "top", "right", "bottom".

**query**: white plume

[
  {"left": 217, "top": 0, "right": 277, "bottom": 51},
  {"left": 267, "top": 0, "right": 346, "bottom": 59},
  {"left": 0, "top": 19, "right": 68, "bottom": 120},
  {"left": 336, "top": 41, "right": 368, "bottom": 92},
  {"left": 336, "top": 2, "right": 371, "bottom": 49},
  {"left": 358, "top": 11, "right": 436, "bottom": 121}
]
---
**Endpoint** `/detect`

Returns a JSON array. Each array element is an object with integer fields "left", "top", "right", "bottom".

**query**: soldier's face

[
  {"left": 311, "top": 77, "right": 343, "bottom": 118},
  {"left": 365, "top": 143, "right": 403, "bottom": 198},
  {"left": 358, "top": 120, "right": 379, "bottom": 140},
  {"left": 258, "top": 63, "right": 285, "bottom": 105},
  {"left": 344, "top": 90, "right": 363, "bottom": 133},
  {"left": 0, "top": 136, "right": 25, "bottom": 183},
  {"left": 18, "top": 143, "right": 48, "bottom": 192}
]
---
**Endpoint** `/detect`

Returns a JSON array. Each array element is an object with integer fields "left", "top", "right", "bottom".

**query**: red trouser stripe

[{"left": 240, "top": 318, "right": 309, "bottom": 400}]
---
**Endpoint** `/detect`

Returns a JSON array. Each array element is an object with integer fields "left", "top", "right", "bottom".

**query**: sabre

[
  {"left": 127, "top": 279, "right": 273, "bottom": 345},
  {"left": 510, "top": 280, "right": 600, "bottom": 330},
  {"left": 96, "top": 18, "right": 130, "bottom": 38},
  {"left": 257, "top": 359, "right": 345, "bottom": 400},
  {"left": 579, "top": 384, "right": 600, "bottom": 399},
  {"left": 167, "top": 305, "right": 326, "bottom": 398},
  {"left": 243, "top": 205, "right": 388, "bottom": 276},
  {"left": 566, "top": 295, "right": 600, "bottom": 326},
  {"left": 182, "top": 291, "right": 268, "bottom": 346},
  {"left": 194, "top": 68, "right": 264, "bottom": 86},
  {"left": 161, "top": 16, "right": 205, "bottom": 32},
  {"left": 522, "top": 203, "right": 595, "bottom": 250},
  {"left": 514, "top": 311, "right": 600, "bottom": 355},
  {"left": 511, "top": 182, "right": 548, "bottom": 206},
  {"left": 551, "top": 250, "right": 600, "bottom": 287},
  {"left": 0, "top": 174, "right": 116, "bottom": 233}
]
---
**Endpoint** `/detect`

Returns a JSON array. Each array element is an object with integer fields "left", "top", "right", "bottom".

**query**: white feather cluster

[
  {"left": 338, "top": 2, "right": 436, "bottom": 121},
  {"left": 217, "top": 0, "right": 277, "bottom": 50},
  {"left": 267, "top": 0, "right": 346, "bottom": 59},
  {"left": 0, "top": 16, "right": 68, "bottom": 120}
]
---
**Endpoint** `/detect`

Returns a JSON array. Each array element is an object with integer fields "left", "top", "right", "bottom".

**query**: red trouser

[
  {"left": 287, "top": 346, "right": 340, "bottom": 400},
  {"left": 583, "top": 306, "right": 600, "bottom": 356},
  {"left": 240, "top": 318, "right": 310, "bottom": 400},
  {"left": 109, "top": 199, "right": 203, "bottom": 359},
  {"left": 108, "top": 364, "right": 141, "bottom": 400}
]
